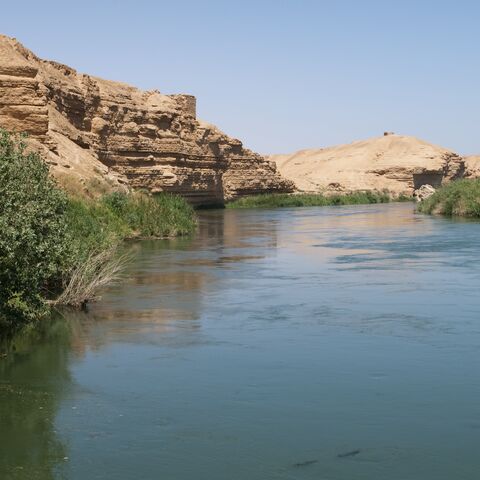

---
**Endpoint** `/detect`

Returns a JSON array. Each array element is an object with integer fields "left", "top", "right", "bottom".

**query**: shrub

[
  {"left": 0, "top": 131, "right": 70, "bottom": 330},
  {"left": 417, "top": 179, "right": 480, "bottom": 217}
]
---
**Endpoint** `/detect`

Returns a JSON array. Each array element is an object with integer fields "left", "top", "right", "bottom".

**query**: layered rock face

[
  {"left": 0, "top": 35, "right": 293, "bottom": 204},
  {"left": 270, "top": 134, "right": 466, "bottom": 196}
]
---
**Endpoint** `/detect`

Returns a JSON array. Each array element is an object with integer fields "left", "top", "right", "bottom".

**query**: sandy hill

[
  {"left": 270, "top": 134, "right": 465, "bottom": 196},
  {"left": 465, "top": 156, "right": 480, "bottom": 179},
  {"left": 0, "top": 34, "right": 293, "bottom": 204}
]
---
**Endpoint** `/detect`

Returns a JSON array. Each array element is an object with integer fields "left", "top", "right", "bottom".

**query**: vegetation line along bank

[{"left": 226, "top": 192, "right": 412, "bottom": 209}]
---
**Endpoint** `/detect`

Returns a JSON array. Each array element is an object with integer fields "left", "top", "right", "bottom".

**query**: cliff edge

[{"left": 0, "top": 35, "right": 293, "bottom": 204}]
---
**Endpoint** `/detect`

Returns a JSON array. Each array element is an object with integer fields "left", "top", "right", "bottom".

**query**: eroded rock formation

[
  {"left": 0, "top": 35, "right": 293, "bottom": 204},
  {"left": 270, "top": 134, "right": 466, "bottom": 196}
]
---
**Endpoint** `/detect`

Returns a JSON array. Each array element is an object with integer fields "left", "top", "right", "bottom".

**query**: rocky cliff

[
  {"left": 0, "top": 35, "right": 293, "bottom": 204},
  {"left": 270, "top": 134, "right": 466, "bottom": 196}
]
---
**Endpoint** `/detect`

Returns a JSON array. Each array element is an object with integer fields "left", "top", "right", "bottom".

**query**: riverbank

[
  {"left": 0, "top": 130, "right": 196, "bottom": 333},
  {"left": 417, "top": 179, "right": 480, "bottom": 217},
  {"left": 226, "top": 191, "right": 412, "bottom": 209}
]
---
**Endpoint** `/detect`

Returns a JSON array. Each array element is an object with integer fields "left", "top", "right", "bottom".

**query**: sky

[{"left": 2, "top": 0, "right": 480, "bottom": 154}]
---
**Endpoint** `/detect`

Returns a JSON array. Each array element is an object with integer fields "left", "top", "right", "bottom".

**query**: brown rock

[
  {"left": 0, "top": 35, "right": 293, "bottom": 203},
  {"left": 414, "top": 184, "right": 436, "bottom": 202}
]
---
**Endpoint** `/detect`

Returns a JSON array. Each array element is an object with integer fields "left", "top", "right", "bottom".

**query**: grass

[
  {"left": 226, "top": 191, "right": 412, "bottom": 209},
  {"left": 101, "top": 191, "right": 196, "bottom": 238},
  {"left": 52, "top": 247, "right": 128, "bottom": 309},
  {"left": 66, "top": 191, "right": 196, "bottom": 259},
  {"left": 55, "top": 191, "right": 197, "bottom": 308},
  {"left": 417, "top": 179, "right": 480, "bottom": 217}
]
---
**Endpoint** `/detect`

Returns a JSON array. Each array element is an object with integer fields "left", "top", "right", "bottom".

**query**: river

[{"left": 1, "top": 203, "right": 480, "bottom": 479}]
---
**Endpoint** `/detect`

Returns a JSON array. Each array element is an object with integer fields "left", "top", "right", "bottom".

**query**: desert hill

[{"left": 270, "top": 133, "right": 465, "bottom": 196}]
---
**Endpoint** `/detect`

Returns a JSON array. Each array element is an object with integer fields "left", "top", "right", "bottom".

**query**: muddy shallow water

[{"left": 2, "top": 203, "right": 480, "bottom": 479}]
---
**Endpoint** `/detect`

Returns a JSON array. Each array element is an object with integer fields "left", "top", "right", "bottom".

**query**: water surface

[{"left": 2, "top": 203, "right": 480, "bottom": 479}]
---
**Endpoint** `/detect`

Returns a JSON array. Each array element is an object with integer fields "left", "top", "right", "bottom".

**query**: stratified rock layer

[
  {"left": 0, "top": 35, "right": 293, "bottom": 203},
  {"left": 270, "top": 134, "right": 466, "bottom": 196}
]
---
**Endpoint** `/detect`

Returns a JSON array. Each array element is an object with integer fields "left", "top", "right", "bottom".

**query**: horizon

[{"left": 2, "top": 0, "right": 479, "bottom": 155}]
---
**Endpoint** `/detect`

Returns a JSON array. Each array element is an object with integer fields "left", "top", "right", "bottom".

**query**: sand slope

[
  {"left": 270, "top": 134, "right": 465, "bottom": 195},
  {"left": 465, "top": 156, "right": 480, "bottom": 179}
]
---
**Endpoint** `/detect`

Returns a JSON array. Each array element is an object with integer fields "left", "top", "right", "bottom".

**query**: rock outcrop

[
  {"left": 270, "top": 134, "right": 465, "bottom": 196},
  {"left": 414, "top": 184, "right": 436, "bottom": 202},
  {"left": 0, "top": 35, "right": 293, "bottom": 204}
]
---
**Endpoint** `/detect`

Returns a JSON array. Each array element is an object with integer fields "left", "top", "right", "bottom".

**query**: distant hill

[{"left": 270, "top": 134, "right": 465, "bottom": 196}]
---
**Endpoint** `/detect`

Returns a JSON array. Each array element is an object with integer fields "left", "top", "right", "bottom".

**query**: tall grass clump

[
  {"left": 417, "top": 179, "right": 480, "bottom": 217},
  {"left": 65, "top": 197, "right": 127, "bottom": 256},
  {"left": 53, "top": 247, "right": 128, "bottom": 308},
  {"left": 226, "top": 191, "right": 409, "bottom": 209},
  {"left": 55, "top": 192, "right": 196, "bottom": 309},
  {"left": 101, "top": 191, "right": 196, "bottom": 237}
]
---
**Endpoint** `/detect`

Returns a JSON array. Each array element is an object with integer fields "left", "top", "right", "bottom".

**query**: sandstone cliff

[
  {"left": 270, "top": 134, "right": 465, "bottom": 196},
  {"left": 0, "top": 35, "right": 293, "bottom": 204}
]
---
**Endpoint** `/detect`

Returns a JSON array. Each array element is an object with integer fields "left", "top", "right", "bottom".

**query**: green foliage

[
  {"left": 417, "top": 179, "right": 480, "bottom": 217},
  {"left": 64, "top": 191, "right": 196, "bottom": 258},
  {"left": 226, "top": 191, "right": 410, "bottom": 209},
  {"left": 0, "top": 130, "right": 70, "bottom": 331},
  {"left": 65, "top": 197, "right": 127, "bottom": 260},
  {"left": 101, "top": 191, "right": 196, "bottom": 237},
  {"left": 0, "top": 129, "right": 197, "bottom": 333},
  {"left": 53, "top": 192, "right": 195, "bottom": 311}
]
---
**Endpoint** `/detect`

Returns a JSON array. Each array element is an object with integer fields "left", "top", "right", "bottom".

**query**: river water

[{"left": 1, "top": 203, "right": 480, "bottom": 479}]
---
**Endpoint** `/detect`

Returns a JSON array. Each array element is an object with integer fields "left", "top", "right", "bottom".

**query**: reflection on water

[
  {"left": 0, "top": 318, "right": 70, "bottom": 479},
  {"left": 1, "top": 203, "right": 480, "bottom": 479}
]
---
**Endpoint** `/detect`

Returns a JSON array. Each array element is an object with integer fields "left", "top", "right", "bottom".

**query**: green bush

[
  {"left": 0, "top": 131, "right": 70, "bottom": 330},
  {"left": 226, "top": 191, "right": 410, "bottom": 209},
  {"left": 417, "top": 179, "right": 480, "bottom": 217},
  {"left": 0, "top": 130, "right": 197, "bottom": 332}
]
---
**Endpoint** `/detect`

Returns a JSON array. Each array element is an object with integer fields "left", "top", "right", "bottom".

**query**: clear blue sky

[{"left": 2, "top": 1, "right": 480, "bottom": 154}]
